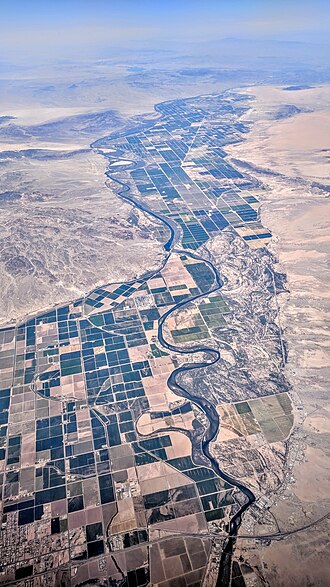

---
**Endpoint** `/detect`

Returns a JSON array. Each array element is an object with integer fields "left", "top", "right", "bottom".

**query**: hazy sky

[{"left": 1, "top": 0, "right": 329, "bottom": 61}]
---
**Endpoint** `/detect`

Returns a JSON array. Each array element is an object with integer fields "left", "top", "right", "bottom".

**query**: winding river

[{"left": 91, "top": 114, "right": 256, "bottom": 584}]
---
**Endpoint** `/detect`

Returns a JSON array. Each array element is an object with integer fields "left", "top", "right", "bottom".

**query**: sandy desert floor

[{"left": 227, "top": 84, "right": 330, "bottom": 586}]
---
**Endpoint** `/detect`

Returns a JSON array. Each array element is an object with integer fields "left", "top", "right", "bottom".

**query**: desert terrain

[
  {"left": 0, "top": 146, "right": 165, "bottom": 326},
  {"left": 227, "top": 84, "right": 330, "bottom": 586}
]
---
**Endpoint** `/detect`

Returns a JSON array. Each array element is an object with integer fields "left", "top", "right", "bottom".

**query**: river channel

[{"left": 92, "top": 115, "right": 256, "bottom": 584}]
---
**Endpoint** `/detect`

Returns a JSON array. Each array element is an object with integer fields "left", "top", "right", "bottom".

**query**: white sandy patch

[
  {"left": 1, "top": 106, "right": 99, "bottom": 126},
  {"left": 109, "top": 159, "right": 132, "bottom": 167},
  {"left": 0, "top": 141, "right": 86, "bottom": 152}
]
